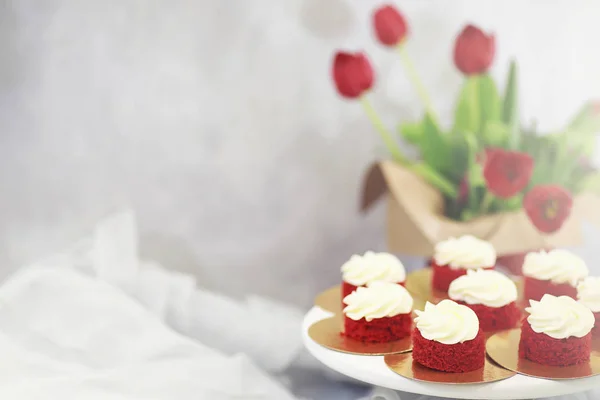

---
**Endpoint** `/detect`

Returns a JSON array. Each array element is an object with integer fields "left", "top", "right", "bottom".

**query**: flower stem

[
  {"left": 480, "top": 191, "right": 494, "bottom": 214},
  {"left": 411, "top": 163, "right": 458, "bottom": 198},
  {"left": 397, "top": 44, "right": 438, "bottom": 122},
  {"left": 359, "top": 97, "right": 457, "bottom": 199},
  {"left": 360, "top": 96, "right": 407, "bottom": 164}
]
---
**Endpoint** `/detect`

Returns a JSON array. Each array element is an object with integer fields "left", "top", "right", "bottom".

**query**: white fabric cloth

[
  {"left": 26, "top": 211, "right": 310, "bottom": 374},
  {"left": 0, "top": 267, "right": 296, "bottom": 399},
  {"left": 0, "top": 211, "right": 309, "bottom": 398}
]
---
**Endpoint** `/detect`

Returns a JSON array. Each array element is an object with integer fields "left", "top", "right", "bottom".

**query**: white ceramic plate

[{"left": 303, "top": 306, "right": 600, "bottom": 400}]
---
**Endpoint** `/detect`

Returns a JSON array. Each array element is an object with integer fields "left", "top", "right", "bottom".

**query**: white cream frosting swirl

[
  {"left": 433, "top": 235, "right": 496, "bottom": 269},
  {"left": 522, "top": 249, "right": 588, "bottom": 286},
  {"left": 342, "top": 281, "right": 413, "bottom": 322},
  {"left": 448, "top": 269, "right": 518, "bottom": 308},
  {"left": 414, "top": 300, "right": 479, "bottom": 344},
  {"left": 525, "top": 294, "right": 594, "bottom": 339},
  {"left": 578, "top": 277, "right": 600, "bottom": 313},
  {"left": 341, "top": 251, "right": 406, "bottom": 286}
]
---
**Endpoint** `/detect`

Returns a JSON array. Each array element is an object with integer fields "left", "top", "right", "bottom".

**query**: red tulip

[
  {"left": 373, "top": 5, "right": 408, "bottom": 47},
  {"left": 453, "top": 24, "right": 495, "bottom": 75},
  {"left": 483, "top": 148, "right": 534, "bottom": 198},
  {"left": 524, "top": 185, "right": 573, "bottom": 234},
  {"left": 332, "top": 51, "right": 375, "bottom": 98}
]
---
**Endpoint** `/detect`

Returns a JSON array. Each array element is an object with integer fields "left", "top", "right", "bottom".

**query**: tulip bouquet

[{"left": 333, "top": 5, "right": 600, "bottom": 237}]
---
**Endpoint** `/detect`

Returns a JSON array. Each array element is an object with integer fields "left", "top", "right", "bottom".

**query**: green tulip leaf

[
  {"left": 548, "top": 101, "right": 600, "bottom": 160},
  {"left": 562, "top": 130, "right": 597, "bottom": 157},
  {"left": 399, "top": 114, "right": 469, "bottom": 184},
  {"left": 501, "top": 194, "right": 523, "bottom": 212},
  {"left": 482, "top": 120, "right": 509, "bottom": 148},
  {"left": 460, "top": 208, "right": 477, "bottom": 221},
  {"left": 460, "top": 130, "right": 482, "bottom": 210},
  {"left": 453, "top": 74, "right": 502, "bottom": 146},
  {"left": 528, "top": 141, "right": 563, "bottom": 188},
  {"left": 502, "top": 60, "right": 520, "bottom": 149},
  {"left": 453, "top": 77, "right": 481, "bottom": 135},
  {"left": 469, "top": 164, "right": 485, "bottom": 188},
  {"left": 410, "top": 163, "right": 458, "bottom": 198},
  {"left": 420, "top": 113, "right": 449, "bottom": 171},
  {"left": 398, "top": 121, "right": 423, "bottom": 145},
  {"left": 478, "top": 74, "right": 502, "bottom": 127},
  {"left": 528, "top": 100, "right": 600, "bottom": 193},
  {"left": 567, "top": 101, "right": 600, "bottom": 137},
  {"left": 444, "top": 133, "right": 470, "bottom": 182},
  {"left": 421, "top": 113, "right": 472, "bottom": 184}
]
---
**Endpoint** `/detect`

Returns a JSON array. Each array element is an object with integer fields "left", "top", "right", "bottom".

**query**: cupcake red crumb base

[
  {"left": 593, "top": 312, "right": 600, "bottom": 336},
  {"left": 431, "top": 261, "right": 494, "bottom": 292},
  {"left": 519, "top": 320, "right": 591, "bottom": 366},
  {"left": 342, "top": 281, "right": 405, "bottom": 299},
  {"left": 342, "top": 281, "right": 358, "bottom": 299},
  {"left": 412, "top": 327, "right": 485, "bottom": 372},
  {"left": 523, "top": 276, "right": 577, "bottom": 302},
  {"left": 344, "top": 313, "right": 412, "bottom": 343},
  {"left": 456, "top": 301, "right": 521, "bottom": 332}
]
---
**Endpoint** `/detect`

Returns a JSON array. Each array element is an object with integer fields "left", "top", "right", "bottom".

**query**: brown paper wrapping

[{"left": 361, "top": 160, "right": 600, "bottom": 257}]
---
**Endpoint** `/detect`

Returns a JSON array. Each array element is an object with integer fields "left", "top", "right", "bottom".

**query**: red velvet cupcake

[
  {"left": 578, "top": 277, "right": 600, "bottom": 335},
  {"left": 522, "top": 250, "right": 588, "bottom": 302},
  {"left": 448, "top": 269, "right": 520, "bottom": 332},
  {"left": 431, "top": 235, "right": 496, "bottom": 292},
  {"left": 520, "top": 294, "right": 594, "bottom": 366},
  {"left": 341, "top": 251, "right": 406, "bottom": 299},
  {"left": 342, "top": 281, "right": 413, "bottom": 343},
  {"left": 413, "top": 300, "right": 485, "bottom": 372}
]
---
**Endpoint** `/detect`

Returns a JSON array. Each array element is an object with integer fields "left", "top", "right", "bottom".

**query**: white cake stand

[{"left": 303, "top": 306, "right": 600, "bottom": 400}]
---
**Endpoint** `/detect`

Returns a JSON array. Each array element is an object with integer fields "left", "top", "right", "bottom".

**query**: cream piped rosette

[
  {"left": 433, "top": 235, "right": 496, "bottom": 269},
  {"left": 341, "top": 251, "right": 406, "bottom": 286},
  {"left": 525, "top": 294, "right": 594, "bottom": 339},
  {"left": 578, "top": 277, "right": 600, "bottom": 313},
  {"left": 448, "top": 269, "right": 518, "bottom": 308},
  {"left": 414, "top": 300, "right": 479, "bottom": 345},
  {"left": 342, "top": 281, "right": 413, "bottom": 322},
  {"left": 522, "top": 249, "right": 588, "bottom": 287}
]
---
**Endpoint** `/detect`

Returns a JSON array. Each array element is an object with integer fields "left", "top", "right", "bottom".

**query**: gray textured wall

[{"left": 1, "top": 0, "right": 600, "bottom": 307}]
